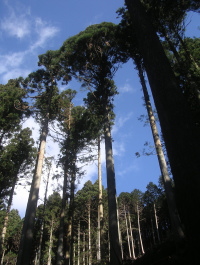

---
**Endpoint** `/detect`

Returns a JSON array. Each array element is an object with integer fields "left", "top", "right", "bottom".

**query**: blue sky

[{"left": 0, "top": 0, "right": 199, "bottom": 217}]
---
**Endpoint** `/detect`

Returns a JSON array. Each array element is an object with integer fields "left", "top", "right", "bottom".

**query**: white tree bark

[
  {"left": 137, "top": 203, "right": 145, "bottom": 255},
  {"left": 128, "top": 211, "right": 136, "bottom": 259}
]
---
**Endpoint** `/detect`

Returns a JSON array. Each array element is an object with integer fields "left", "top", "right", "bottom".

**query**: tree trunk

[
  {"left": 104, "top": 116, "right": 122, "bottom": 265},
  {"left": 153, "top": 203, "right": 160, "bottom": 243},
  {"left": 125, "top": 0, "right": 200, "bottom": 259},
  {"left": 97, "top": 136, "right": 103, "bottom": 263},
  {"left": 124, "top": 205, "right": 132, "bottom": 259},
  {"left": 128, "top": 211, "right": 136, "bottom": 259},
  {"left": 47, "top": 218, "right": 54, "bottom": 265},
  {"left": 137, "top": 203, "right": 144, "bottom": 255},
  {"left": 82, "top": 232, "right": 85, "bottom": 265},
  {"left": 77, "top": 221, "right": 80, "bottom": 265},
  {"left": 56, "top": 166, "right": 69, "bottom": 265},
  {"left": 136, "top": 60, "right": 185, "bottom": 242},
  {"left": 36, "top": 162, "right": 51, "bottom": 265},
  {"left": 65, "top": 163, "right": 76, "bottom": 265},
  {"left": 17, "top": 114, "right": 49, "bottom": 265},
  {"left": 88, "top": 203, "right": 92, "bottom": 265}
]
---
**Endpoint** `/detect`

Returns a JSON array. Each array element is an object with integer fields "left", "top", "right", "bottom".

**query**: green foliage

[
  {"left": 0, "top": 79, "right": 30, "bottom": 144},
  {"left": 0, "top": 209, "right": 22, "bottom": 263},
  {"left": 0, "top": 128, "right": 36, "bottom": 202}
]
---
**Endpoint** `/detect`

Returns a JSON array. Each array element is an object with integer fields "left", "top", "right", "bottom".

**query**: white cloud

[
  {"left": 30, "top": 18, "right": 59, "bottom": 51},
  {"left": 1, "top": 0, "right": 31, "bottom": 39},
  {"left": 1, "top": 14, "right": 30, "bottom": 39},
  {"left": 0, "top": 1, "right": 59, "bottom": 84},
  {"left": 112, "top": 112, "right": 133, "bottom": 135},
  {"left": 113, "top": 141, "right": 125, "bottom": 156},
  {"left": 119, "top": 80, "right": 135, "bottom": 93}
]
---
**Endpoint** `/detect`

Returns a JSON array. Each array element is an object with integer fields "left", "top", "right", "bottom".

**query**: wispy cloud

[
  {"left": 30, "top": 18, "right": 59, "bottom": 51},
  {"left": 119, "top": 80, "right": 135, "bottom": 93},
  {"left": 0, "top": 1, "right": 59, "bottom": 84},
  {"left": 112, "top": 112, "right": 134, "bottom": 135},
  {"left": 1, "top": 1, "right": 30, "bottom": 39}
]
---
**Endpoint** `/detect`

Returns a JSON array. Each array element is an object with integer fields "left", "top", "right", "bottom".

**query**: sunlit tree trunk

[
  {"left": 17, "top": 114, "right": 49, "bottom": 265},
  {"left": 153, "top": 203, "right": 160, "bottom": 243},
  {"left": 47, "top": 218, "right": 54, "bottom": 265},
  {"left": 136, "top": 60, "right": 185, "bottom": 242},
  {"left": 137, "top": 203, "right": 144, "bottom": 255},
  {"left": 124, "top": 205, "right": 132, "bottom": 259},
  {"left": 36, "top": 162, "right": 51, "bottom": 265},
  {"left": 128, "top": 211, "right": 136, "bottom": 259}
]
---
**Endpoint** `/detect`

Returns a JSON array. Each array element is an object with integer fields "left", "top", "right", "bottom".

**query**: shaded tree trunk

[
  {"left": 65, "top": 162, "right": 76, "bottom": 265},
  {"left": 56, "top": 166, "right": 69, "bottom": 265},
  {"left": 104, "top": 115, "right": 122, "bottom": 265},
  {"left": 125, "top": 0, "right": 200, "bottom": 259},
  {"left": 97, "top": 137, "right": 104, "bottom": 262}
]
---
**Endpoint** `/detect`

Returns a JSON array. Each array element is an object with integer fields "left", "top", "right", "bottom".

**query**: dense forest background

[{"left": 0, "top": 0, "right": 200, "bottom": 264}]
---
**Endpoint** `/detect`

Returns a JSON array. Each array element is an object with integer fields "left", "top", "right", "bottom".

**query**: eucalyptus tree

[
  {"left": 16, "top": 69, "right": 61, "bottom": 265},
  {"left": 50, "top": 22, "right": 128, "bottom": 265},
  {"left": 125, "top": 0, "right": 200, "bottom": 259}
]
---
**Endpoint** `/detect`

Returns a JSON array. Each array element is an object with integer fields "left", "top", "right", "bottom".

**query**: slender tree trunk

[
  {"left": 17, "top": 114, "right": 49, "bottom": 265},
  {"left": 77, "top": 221, "right": 80, "bottom": 265},
  {"left": 118, "top": 225, "right": 124, "bottom": 261},
  {"left": 88, "top": 203, "right": 92, "bottom": 265},
  {"left": 136, "top": 61, "right": 185, "bottom": 242},
  {"left": 104, "top": 115, "right": 122, "bottom": 265},
  {"left": 125, "top": 2, "right": 200, "bottom": 259},
  {"left": 137, "top": 203, "right": 144, "bottom": 255},
  {"left": 128, "top": 211, "right": 136, "bottom": 259},
  {"left": 82, "top": 232, "right": 85, "bottom": 265},
  {"left": 150, "top": 217, "right": 156, "bottom": 245},
  {"left": 47, "top": 218, "right": 54, "bottom": 265},
  {"left": 124, "top": 205, "right": 132, "bottom": 259},
  {"left": 56, "top": 166, "right": 69, "bottom": 265},
  {"left": 66, "top": 163, "right": 76, "bottom": 265},
  {"left": 153, "top": 203, "right": 160, "bottom": 243},
  {"left": 36, "top": 162, "right": 51, "bottom": 265},
  {"left": 97, "top": 136, "right": 103, "bottom": 263},
  {"left": 0, "top": 174, "right": 17, "bottom": 263}
]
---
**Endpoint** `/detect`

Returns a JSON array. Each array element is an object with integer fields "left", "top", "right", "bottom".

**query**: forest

[{"left": 0, "top": 0, "right": 200, "bottom": 264}]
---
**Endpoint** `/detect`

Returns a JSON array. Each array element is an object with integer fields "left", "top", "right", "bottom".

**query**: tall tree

[
  {"left": 125, "top": 0, "right": 200, "bottom": 260},
  {"left": 17, "top": 69, "right": 60, "bottom": 265},
  {"left": 40, "top": 22, "right": 128, "bottom": 265}
]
